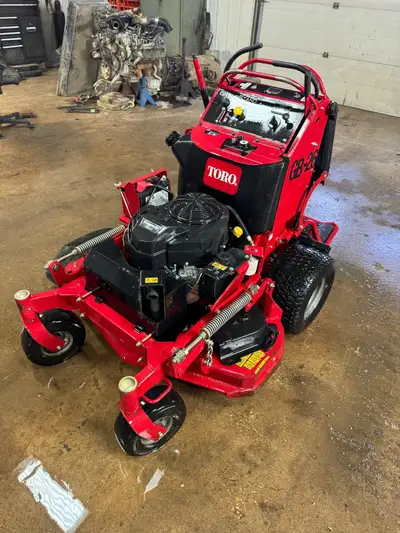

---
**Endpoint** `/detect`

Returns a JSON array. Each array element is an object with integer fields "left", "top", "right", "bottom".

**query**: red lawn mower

[{"left": 15, "top": 43, "right": 338, "bottom": 456}]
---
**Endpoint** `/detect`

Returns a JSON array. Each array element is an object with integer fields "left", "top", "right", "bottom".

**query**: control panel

[{"left": 204, "top": 87, "right": 305, "bottom": 144}]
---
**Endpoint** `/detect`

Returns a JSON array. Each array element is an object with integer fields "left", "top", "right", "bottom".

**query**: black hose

[
  {"left": 53, "top": 0, "right": 65, "bottom": 48},
  {"left": 159, "top": 17, "right": 173, "bottom": 33},
  {"left": 150, "top": 183, "right": 174, "bottom": 200},
  {"left": 226, "top": 205, "right": 253, "bottom": 243},
  {"left": 147, "top": 17, "right": 173, "bottom": 33}
]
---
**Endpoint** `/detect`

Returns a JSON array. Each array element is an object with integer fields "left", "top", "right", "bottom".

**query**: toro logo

[{"left": 203, "top": 158, "right": 242, "bottom": 195}]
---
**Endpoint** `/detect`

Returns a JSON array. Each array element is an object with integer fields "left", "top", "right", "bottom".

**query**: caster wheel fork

[{"left": 114, "top": 385, "right": 186, "bottom": 456}]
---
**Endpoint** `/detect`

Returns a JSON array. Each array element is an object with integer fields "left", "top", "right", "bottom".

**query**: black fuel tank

[{"left": 171, "top": 133, "right": 288, "bottom": 234}]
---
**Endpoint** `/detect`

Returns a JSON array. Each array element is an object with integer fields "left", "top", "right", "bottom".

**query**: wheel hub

[
  {"left": 304, "top": 278, "right": 326, "bottom": 320},
  {"left": 41, "top": 331, "right": 74, "bottom": 357},
  {"left": 140, "top": 415, "right": 174, "bottom": 447}
]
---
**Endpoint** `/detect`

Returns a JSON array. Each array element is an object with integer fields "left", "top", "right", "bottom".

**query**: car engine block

[{"left": 92, "top": 8, "right": 172, "bottom": 95}]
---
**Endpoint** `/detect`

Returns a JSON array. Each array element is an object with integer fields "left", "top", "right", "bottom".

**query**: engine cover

[{"left": 126, "top": 193, "right": 229, "bottom": 270}]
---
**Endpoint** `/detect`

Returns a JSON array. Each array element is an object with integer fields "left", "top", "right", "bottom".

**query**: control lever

[
  {"left": 268, "top": 115, "right": 280, "bottom": 132},
  {"left": 271, "top": 109, "right": 294, "bottom": 131},
  {"left": 282, "top": 112, "right": 294, "bottom": 131}
]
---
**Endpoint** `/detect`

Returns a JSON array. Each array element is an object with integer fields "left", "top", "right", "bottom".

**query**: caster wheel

[
  {"left": 114, "top": 386, "right": 186, "bottom": 456},
  {"left": 46, "top": 228, "right": 112, "bottom": 283},
  {"left": 21, "top": 309, "right": 86, "bottom": 366}
]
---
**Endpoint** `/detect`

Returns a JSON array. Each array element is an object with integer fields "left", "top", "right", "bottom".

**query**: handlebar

[
  {"left": 273, "top": 60, "right": 319, "bottom": 98},
  {"left": 220, "top": 69, "right": 305, "bottom": 94},
  {"left": 238, "top": 58, "right": 322, "bottom": 98},
  {"left": 193, "top": 42, "right": 326, "bottom": 111},
  {"left": 193, "top": 54, "right": 210, "bottom": 108},
  {"left": 224, "top": 42, "right": 264, "bottom": 73}
]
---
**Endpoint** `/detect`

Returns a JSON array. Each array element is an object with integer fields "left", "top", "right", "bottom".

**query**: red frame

[
  {"left": 16, "top": 58, "right": 338, "bottom": 443},
  {"left": 108, "top": 0, "right": 140, "bottom": 10}
]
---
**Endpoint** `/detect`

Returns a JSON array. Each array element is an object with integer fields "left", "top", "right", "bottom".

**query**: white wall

[
  {"left": 208, "top": 0, "right": 400, "bottom": 116},
  {"left": 207, "top": 0, "right": 256, "bottom": 68},
  {"left": 259, "top": 0, "right": 400, "bottom": 117}
]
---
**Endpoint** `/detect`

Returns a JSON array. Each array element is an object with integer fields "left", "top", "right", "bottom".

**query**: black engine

[
  {"left": 84, "top": 193, "right": 244, "bottom": 339},
  {"left": 126, "top": 192, "right": 230, "bottom": 271}
]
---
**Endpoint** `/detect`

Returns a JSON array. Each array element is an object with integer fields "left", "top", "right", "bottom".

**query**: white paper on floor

[
  {"left": 16, "top": 457, "right": 88, "bottom": 533},
  {"left": 144, "top": 468, "right": 165, "bottom": 494}
]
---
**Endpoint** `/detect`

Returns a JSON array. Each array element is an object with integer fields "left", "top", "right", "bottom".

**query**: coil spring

[
  {"left": 172, "top": 287, "right": 259, "bottom": 364},
  {"left": 71, "top": 225, "right": 125, "bottom": 256},
  {"left": 202, "top": 291, "right": 253, "bottom": 338}
]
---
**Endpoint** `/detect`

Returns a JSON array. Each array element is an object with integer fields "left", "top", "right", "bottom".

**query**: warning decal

[{"left": 236, "top": 350, "right": 270, "bottom": 374}]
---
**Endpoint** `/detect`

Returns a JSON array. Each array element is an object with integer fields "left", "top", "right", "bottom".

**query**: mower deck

[{"left": 16, "top": 269, "right": 284, "bottom": 398}]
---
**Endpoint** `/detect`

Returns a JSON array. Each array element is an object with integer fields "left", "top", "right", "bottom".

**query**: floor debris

[
  {"left": 119, "top": 462, "right": 127, "bottom": 479},
  {"left": 144, "top": 469, "right": 165, "bottom": 494},
  {"left": 16, "top": 457, "right": 88, "bottom": 533}
]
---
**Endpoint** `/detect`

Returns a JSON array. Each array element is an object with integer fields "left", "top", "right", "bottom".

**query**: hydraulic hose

[{"left": 226, "top": 205, "right": 254, "bottom": 245}]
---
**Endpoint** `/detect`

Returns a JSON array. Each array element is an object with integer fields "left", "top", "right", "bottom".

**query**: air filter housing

[{"left": 126, "top": 193, "right": 230, "bottom": 270}]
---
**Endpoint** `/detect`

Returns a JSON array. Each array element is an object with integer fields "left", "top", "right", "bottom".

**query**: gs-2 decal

[{"left": 289, "top": 150, "right": 319, "bottom": 180}]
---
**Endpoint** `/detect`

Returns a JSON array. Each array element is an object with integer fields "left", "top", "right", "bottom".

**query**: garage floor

[{"left": 1, "top": 71, "right": 399, "bottom": 533}]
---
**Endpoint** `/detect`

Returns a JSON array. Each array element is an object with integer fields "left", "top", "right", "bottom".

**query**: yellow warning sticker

[
  {"left": 236, "top": 350, "right": 270, "bottom": 373},
  {"left": 145, "top": 277, "right": 159, "bottom": 284},
  {"left": 212, "top": 261, "right": 227, "bottom": 271},
  {"left": 255, "top": 355, "right": 270, "bottom": 374}
]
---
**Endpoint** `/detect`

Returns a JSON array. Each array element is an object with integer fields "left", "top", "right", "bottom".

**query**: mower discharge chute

[{"left": 15, "top": 43, "right": 339, "bottom": 456}]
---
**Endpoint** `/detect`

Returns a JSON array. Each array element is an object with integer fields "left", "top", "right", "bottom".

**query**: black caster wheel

[
  {"left": 21, "top": 309, "right": 86, "bottom": 366},
  {"left": 46, "top": 228, "right": 112, "bottom": 283},
  {"left": 114, "top": 385, "right": 186, "bottom": 456}
]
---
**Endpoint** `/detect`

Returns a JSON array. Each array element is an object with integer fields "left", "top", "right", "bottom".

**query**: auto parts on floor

[
  {"left": 58, "top": 105, "right": 100, "bottom": 113},
  {"left": 0, "top": 63, "right": 36, "bottom": 138}
]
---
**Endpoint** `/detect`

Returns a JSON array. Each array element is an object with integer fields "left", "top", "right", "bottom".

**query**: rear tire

[
  {"left": 114, "top": 386, "right": 186, "bottom": 456},
  {"left": 21, "top": 309, "right": 86, "bottom": 366},
  {"left": 46, "top": 228, "right": 112, "bottom": 282},
  {"left": 271, "top": 243, "right": 335, "bottom": 334}
]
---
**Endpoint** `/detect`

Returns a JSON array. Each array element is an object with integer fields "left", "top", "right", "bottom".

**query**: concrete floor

[{"left": 0, "top": 71, "right": 399, "bottom": 533}]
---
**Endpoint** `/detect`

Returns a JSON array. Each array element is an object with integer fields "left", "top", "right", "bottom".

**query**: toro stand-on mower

[{"left": 15, "top": 43, "right": 338, "bottom": 456}]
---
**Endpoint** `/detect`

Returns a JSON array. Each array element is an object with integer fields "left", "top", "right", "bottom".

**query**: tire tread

[{"left": 272, "top": 243, "right": 335, "bottom": 334}]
